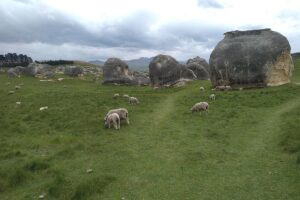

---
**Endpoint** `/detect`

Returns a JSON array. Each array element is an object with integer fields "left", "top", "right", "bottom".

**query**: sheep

[
  {"left": 209, "top": 94, "right": 216, "bottom": 101},
  {"left": 15, "top": 85, "right": 21, "bottom": 90},
  {"left": 8, "top": 91, "right": 15, "bottom": 95},
  {"left": 191, "top": 102, "right": 209, "bottom": 115},
  {"left": 129, "top": 97, "right": 139, "bottom": 104},
  {"left": 113, "top": 93, "right": 120, "bottom": 99},
  {"left": 57, "top": 78, "right": 64, "bottom": 81},
  {"left": 39, "top": 106, "right": 48, "bottom": 111},
  {"left": 104, "top": 113, "right": 120, "bottom": 130},
  {"left": 16, "top": 102, "right": 21, "bottom": 105},
  {"left": 123, "top": 94, "right": 130, "bottom": 98},
  {"left": 104, "top": 108, "right": 129, "bottom": 125},
  {"left": 199, "top": 86, "right": 205, "bottom": 91}
]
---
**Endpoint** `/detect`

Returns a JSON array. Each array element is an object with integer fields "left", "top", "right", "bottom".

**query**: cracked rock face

[
  {"left": 149, "top": 54, "right": 196, "bottom": 87},
  {"left": 209, "top": 29, "right": 294, "bottom": 88}
]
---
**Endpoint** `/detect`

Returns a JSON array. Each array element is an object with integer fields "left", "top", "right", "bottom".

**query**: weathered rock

[
  {"left": 64, "top": 66, "right": 83, "bottom": 77},
  {"left": 186, "top": 56, "right": 210, "bottom": 80},
  {"left": 149, "top": 54, "right": 196, "bottom": 87},
  {"left": 103, "top": 58, "right": 150, "bottom": 85},
  {"left": 209, "top": 28, "right": 294, "bottom": 88},
  {"left": 25, "top": 63, "right": 55, "bottom": 77},
  {"left": 7, "top": 66, "right": 25, "bottom": 78}
]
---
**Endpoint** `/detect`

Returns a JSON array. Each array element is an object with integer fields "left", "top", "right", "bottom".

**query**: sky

[{"left": 0, "top": 0, "right": 299, "bottom": 61}]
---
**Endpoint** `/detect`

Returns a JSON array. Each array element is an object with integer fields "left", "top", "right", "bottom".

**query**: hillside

[{"left": 0, "top": 59, "right": 299, "bottom": 199}]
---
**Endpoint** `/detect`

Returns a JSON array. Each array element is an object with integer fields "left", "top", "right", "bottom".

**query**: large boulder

[
  {"left": 149, "top": 54, "right": 196, "bottom": 87},
  {"left": 64, "top": 66, "right": 83, "bottom": 77},
  {"left": 102, "top": 57, "right": 150, "bottom": 85},
  {"left": 25, "top": 63, "right": 55, "bottom": 77},
  {"left": 186, "top": 56, "right": 210, "bottom": 80},
  {"left": 7, "top": 66, "right": 25, "bottom": 78},
  {"left": 209, "top": 28, "right": 294, "bottom": 88}
]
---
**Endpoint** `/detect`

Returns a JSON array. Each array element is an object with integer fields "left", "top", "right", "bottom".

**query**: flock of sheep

[{"left": 104, "top": 86, "right": 217, "bottom": 130}]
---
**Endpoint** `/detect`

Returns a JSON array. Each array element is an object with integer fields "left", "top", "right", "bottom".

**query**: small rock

[
  {"left": 38, "top": 193, "right": 46, "bottom": 199},
  {"left": 39, "top": 106, "right": 48, "bottom": 111},
  {"left": 16, "top": 102, "right": 21, "bottom": 105}
]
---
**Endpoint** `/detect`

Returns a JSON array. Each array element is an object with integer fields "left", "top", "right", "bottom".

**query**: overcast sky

[{"left": 0, "top": 0, "right": 299, "bottom": 61}]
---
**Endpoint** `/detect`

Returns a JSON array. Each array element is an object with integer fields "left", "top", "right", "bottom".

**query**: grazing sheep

[
  {"left": 8, "top": 91, "right": 15, "bottom": 95},
  {"left": 113, "top": 93, "right": 120, "bottom": 99},
  {"left": 129, "top": 97, "right": 139, "bottom": 104},
  {"left": 104, "top": 108, "right": 129, "bottom": 125},
  {"left": 15, "top": 85, "right": 21, "bottom": 90},
  {"left": 104, "top": 113, "right": 120, "bottom": 130},
  {"left": 123, "top": 94, "right": 130, "bottom": 98},
  {"left": 191, "top": 102, "right": 209, "bottom": 115},
  {"left": 16, "top": 102, "right": 21, "bottom": 105},
  {"left": 39, "top": 106, "right": 48, "bottom": 111},
  {"left": 57, "top": 78, "right": 64, "bottom": 81},
  {"left": 199, "top": 86, "right": 205, "bottom": 91},
  {"left": 209, "top": 94, "right": 216, "bottom": 101}
]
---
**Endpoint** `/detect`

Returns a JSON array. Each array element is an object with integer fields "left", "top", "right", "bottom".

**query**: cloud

[{"left": 197, "top": 0, "right": 223, "bottom": 9}]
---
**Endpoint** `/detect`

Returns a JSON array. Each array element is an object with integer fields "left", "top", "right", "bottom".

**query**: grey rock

[
  {"left": 186, "top": 56, "right": 210, "bottom": 80},
  {"left": 149, "top": 54, "right": 196, "bottom": 87},
  {"left": 7, "top": 66, "right": 25, "bottom": 78},
  {"left": 25, "top": 63, "right": 55, "bottom": 77},
  {"left": 209, "top": 28, "right": 294, "bottom": 88},
  {"left": 103, "top": 58, "right": 150, "bottom": 85},
  {"left": 64, "top": 66, "right": 83, "bottom": 77}
]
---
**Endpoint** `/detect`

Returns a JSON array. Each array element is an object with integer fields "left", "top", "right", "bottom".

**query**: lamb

[
  {"left": 191, "top": 102, "right": 209, "bottom": 115},
  {"left": 104, "top": 113, "right": 120, "bottom": 130},
  {"left": 113, "top": 93, "right": 120, "bottom": 99},
  {"left": 209, "top": 94, "right": 216, "bottom": 101},
  {"left": 129, "top": 97, "right": 139, "bottom": 104},
  {"left": 199, "top": 86, "right": 205, "bottom": 91},
  {"left": 104, "top": 108, "right": 129, "bottom": 125}
]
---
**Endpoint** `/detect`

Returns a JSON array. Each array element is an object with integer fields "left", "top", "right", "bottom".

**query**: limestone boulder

[
  {"left": 209, "top": 29, "right": 294, "bottom": 88},
  {"left": 149, "top": 54, "right": 196, "bottom": 87},
  {"left": 64, "top": 66, "right": 83, "bottom": 77},
  {"left": 186, "top": 56, "right": 210, "bottom": 80}
]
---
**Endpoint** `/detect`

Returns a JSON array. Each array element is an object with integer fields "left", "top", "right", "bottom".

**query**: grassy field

[{"left": 0, "top": 60, "right": 300, "bottom": 200}]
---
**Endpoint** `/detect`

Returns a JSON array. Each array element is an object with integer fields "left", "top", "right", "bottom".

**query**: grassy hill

[{"left": 0, "top": 60, "right": 299, "bottom": 199}]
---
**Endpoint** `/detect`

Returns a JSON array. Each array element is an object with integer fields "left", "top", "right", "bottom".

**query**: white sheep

[
  {"left": 39, "top": 106, "right": 48, "bottom": 111},
  {"left": 16, "top": 102, "right": 21, "bottom": 105},
  {"left": 104, "top": 108, "right": 129, "bottom": 125},
  {"left": 15, "top": 85, "right": 21, "bottom": 90},
  {"left": 191, "top": 102, "right": 209, "bottom": 115},
  {"left": 123, "top": 94, "right": 130, "bottom": 98},
  {"left": 57, "top": 78, "right": 64, "bottom": 81},
  {"left": 129, "top": 97, "right": 139, "bottom": 104},
  {"left": 199, "top": 86, "right": 205, "bottom": 91},
  {"left": 8, "top": 91, "right": 15, "bottom": 95},
  {"left": 113, "top": 93, "right": 120, "bottom": 99},
  {"left": 209, "top": 94, "right": 216, "bottom": 101},
  {"left": 104, "top": 113, "right": 120, "bottom": 130}
]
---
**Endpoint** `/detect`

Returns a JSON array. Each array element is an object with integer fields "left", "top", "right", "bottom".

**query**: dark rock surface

[
  {"left": 209, "top": 29, "right": 294, "bottom": 87},
  {"left": 149, "top": 54, "right": 196, "bottom": 87}
]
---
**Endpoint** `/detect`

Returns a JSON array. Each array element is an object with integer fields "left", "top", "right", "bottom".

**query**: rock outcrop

[
  {"left": 7, "top": 66, "right": 26, "bottom": 78},
  {"left": 25, "top": 63, "right": 56, "bottom": 77},
  {"left": 64, "top": 66, "right": 83, "bottom": 77},
  {"left": 209, "top": 29, "right": 294, "bottom": 88},
  {"left": 102, "top": 57, "right": 149, "bottom": 85},
  {"left": 0, "top": 53, "right": 32, "bottom": 67},
  {"left": 149, "top": 54, "right": 196, "bottom": 87},
  {"left": 186, "top": 56, "right": 210, "bottom": 80}
]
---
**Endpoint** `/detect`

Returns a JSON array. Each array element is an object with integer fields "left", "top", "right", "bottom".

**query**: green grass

[{"left": 0, "top": 60, "right": 300, "bottom": 199}]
